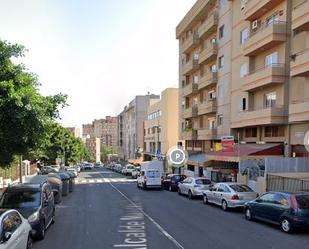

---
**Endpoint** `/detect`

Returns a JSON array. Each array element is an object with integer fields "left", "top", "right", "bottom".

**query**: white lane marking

[
  {"left": 81, "top": 179, "right": 87, "bottom": 184},
  {"left": 97, "top": 179, "right": 103, "bottom": 183},
  {"left": 109, "top": 183, "right": 184, "bottom": 249},
  {"left": 89, "top": 179, "right": 95, "bottom": 183}
]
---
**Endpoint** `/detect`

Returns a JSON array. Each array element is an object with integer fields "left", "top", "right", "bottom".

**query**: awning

[
  {"left": 128, "top": 157, "right": 144, "bottom": 165},
  {"left": 187, "top": 153, "right": 211, "bottom": 166},
  {"left": 206, "top": 143, "right": 283, "bottom": 162}
]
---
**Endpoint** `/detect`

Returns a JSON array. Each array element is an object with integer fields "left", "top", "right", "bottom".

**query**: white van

[{"left": 137, "top": 160, "right": 163, "bottom": 190}]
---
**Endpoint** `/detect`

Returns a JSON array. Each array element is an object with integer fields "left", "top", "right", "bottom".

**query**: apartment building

[
  {"left": 176, "top": 0, "right": 232, "bottom": 157},
  {"left": 143, "top": 88, "right": 179, "bottom": 171},
  {"left": 117, "top": 94, "right": 160, "bottom": 160},
  {"left": 83, "top": 137, "right": 101, "bottom": 163},
  {"left": 66, "top": 127, "right": 81, "bottom": 138},
  {"left": 230, "top": 0, "right": 309, "bottom": 157},
  {"left": 82, "top": 116, "right": 118, "bottom": 151}
]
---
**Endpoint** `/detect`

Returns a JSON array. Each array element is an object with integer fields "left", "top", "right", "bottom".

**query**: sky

[{"left": 0, "top": 0, "right": 196, "bottom": 127}]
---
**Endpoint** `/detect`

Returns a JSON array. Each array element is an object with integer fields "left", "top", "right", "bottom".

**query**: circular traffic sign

[{"left": 167, "top": 146, "right": 188, "bottom": 167}]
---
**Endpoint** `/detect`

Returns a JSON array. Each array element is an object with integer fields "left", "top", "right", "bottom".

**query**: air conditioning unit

[{"left": 252, "top": 20, "right": 259, "bottom": 30}]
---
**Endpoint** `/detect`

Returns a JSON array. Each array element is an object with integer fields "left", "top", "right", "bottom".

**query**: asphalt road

[{"left": 34, "top": 168, "right": 309, "bottom": 249}]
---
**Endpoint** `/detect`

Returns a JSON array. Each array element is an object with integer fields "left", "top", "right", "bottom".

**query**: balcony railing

[
  {"left": 198, "top": 99, "right": 217, "bottom": 115},
  {"left": 198, "top": 11, "right": 219, "bottom": 39},
  {"left": 232, "top": 105, "right": 287, "bottom": 128},
  {"left": 199, "top": 43, "right": 218, "bottom": 65},
  {"left": 182, "top": 128, "right": 198, "bottom": 140},
  {"left": 291, "top": 49, "right": 309, "bottom": 77},
  {"left": 182, "top": 58, "right": 199, "bottom": 75},
  {"left": 198, "top": 128, "right": 217, "bottom": 140},
  {"left": 292, "top": 0, "right": 309, "bottom": 32},
  {"left": 198, "top": 72, "right": 217, "bottom": 90},
  {"left": 289, "top": 98, "right": 309, "bottom": 123},
  {"left": 243, "top": 0, "right": 285, "bottom": 21},
  {"left": 243, "top": 21, "right": 287, "bottom": 56},
  {"left": 183, "top": 105, "right": 198, "bottom": 119},
  {"left": 182, "top": 33, "right": 200, "bottom": 53},
  {"left": 182, "top": 83, "right": 199, "bottom": 97},
  {"left": 242, "top": 63, "right": 286, "bottom": 92}
]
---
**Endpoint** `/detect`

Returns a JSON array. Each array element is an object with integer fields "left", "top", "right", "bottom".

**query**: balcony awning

[
  {"left": 206, "top": 143, "right": 283, "bottom": 162},
  {"left": 128, "top": 157, "right": 144, "bottom": 165},
  {"left": 187, "top": 153, "right": 211, "bottom": 166}
]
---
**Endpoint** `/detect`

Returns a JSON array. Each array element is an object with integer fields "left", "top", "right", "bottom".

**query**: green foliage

[
  {"left": 100, "top": 146, "right": 116, "bottom": 162},
  {"left": 0, "top": 40, "right": 67, "bottom": 167}
]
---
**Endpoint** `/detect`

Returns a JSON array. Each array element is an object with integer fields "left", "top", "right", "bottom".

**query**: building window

[
  {"left": 240, "top": 97, "right": 247, "bottom": 111},
  {"left": 217, "top": 115, "right": 223, "bottom": 126},
  {"left": 245, "top": 128, "right": 257, "bottom": 138},
  {"left": 199, "top": 116, "right": 204, "bottom": 128},
  {"left": 208, "top": 118, "right": 216, "bottom": 129},
  {"left": 193, "top": 75, "right": 198, "bottom": 84},
  {"left": 219, "top": 25, "right": 225, "bottom": 39},
  {"left": 240, "top": 28, "right": 249, "bottom": 44},
  {"left": 210, "top": 64, "right": 217, "bottom": 73},
  {"left": 240, "top": 63, "right": 248, "bottom": 78},
  {"left": 219, "top": 55, "right": 224, "bottom": 69},
  {"left": 208, "top": 90, "right": 216, "bottom": 100},
  {"left": 265, "top": 52, "right": 278, "bottom": 67},
  {"left": 264, "top": 92, "right": 276, "bottom": 108},
  {"left": 265, "top": 126, "right": 284, "bottom": 137}
]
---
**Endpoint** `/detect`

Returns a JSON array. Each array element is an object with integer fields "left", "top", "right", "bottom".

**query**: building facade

[
  {"left": 177, "top": 0, "right": 309, "bottom": 176},
  {"left": 117, "top": 94, "right": 160, "bottom": 160},
  {"left": 82, "top": 116, "right": 118, "bottom": 151},
  {"left": 143, "top": 88, "right": 179, "bottom": 170},
  {"left": 176, "top": 0, "right": 232, "bottom": 155},
  {"left": 84, "top": 137, "right": 101, "bottom": 163},
  {"left": 66, "top": 127, "right": 81, "bottom": 138}
]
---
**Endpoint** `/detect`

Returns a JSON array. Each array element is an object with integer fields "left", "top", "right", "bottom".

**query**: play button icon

[{"left": 167, "top": 146, "right": 188, "bottom": 167}]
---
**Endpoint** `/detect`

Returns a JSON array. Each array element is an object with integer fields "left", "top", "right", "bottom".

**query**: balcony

[
  {"left": 243, "top": 0, "right": 285, "bottom": 21},
  {"left": 182, "top": 83, "right": 199, "bottom": 97},
  {"left": 231, "top": 105, "right": 287, "bottom": 128},
  {"left": 291, "top": 49, "right": 309, "bottom": 77},
  {"left": 183, "top": 105, "right": 198, "bottom": 119},
  {"left": 182, "top": 33, "right": 200, "bottom": 54},
  {"left": 242, "top": 63, "right": 286, "bottom": 92},
  {"left": 198, "top": 99, "right": 217, "bottom": 115},
  {"left": 289, "top": 99, "right": 309, "bottom": 123},
  {"left": 182, "top": 129, "right": 198, "bottom": 140},
  {"left": 198, "top": 11, "right": 218, "bottom": 39},
  {"left": 182, "top": 58, "right": 199, "bottom": 75},
  {"left": 199, "top": 43, "right": 218, "bottom": 65},
  {"left": 198, "top": 72, "right": 217, "bottom": 90},
  {"left": 243, "top": 21, "right": 287, "bottom": 56},
  {"left": 292, "top": 0, "right": 309, "bottom": 32},
  {"left": 198, "top": 128, "right": 217, "bottom": 140}
]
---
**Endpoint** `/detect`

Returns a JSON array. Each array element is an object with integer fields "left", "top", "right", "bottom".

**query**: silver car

[
  {"left": 178, "top": 177, "right": 212, "bottom": 199},
  {"left": 203, "top": 182, "right": 258, "bottom": 211}
]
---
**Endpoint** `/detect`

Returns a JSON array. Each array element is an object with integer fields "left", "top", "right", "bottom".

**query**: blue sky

[{"left": 0, "top": 0, "right": 195, "bottom": 127}]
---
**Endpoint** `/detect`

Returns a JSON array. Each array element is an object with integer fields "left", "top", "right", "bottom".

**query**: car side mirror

[{"left": 3, "top": 232, "right": 12, "bottom": 242}]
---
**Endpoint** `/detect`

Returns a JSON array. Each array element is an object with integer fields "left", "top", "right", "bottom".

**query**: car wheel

[
  {"left": 203, "top": 195, "right": 209, "bottom": 205},
  {"left": 245, "top": 208, "right": 252, "bottom": 221},
  {"left": 36, "top": 221, "right": 45, "bottom": 240},
  {"left": 188, "top": 190, "right": 193, "bottom": 199},
  {"left": 222, "top": 200, "right": 228, "bottom": 211},
  {"left": 281, "top": 218, "right": 293, "bottom": 233},
  {"left": 27, "top": 234, "right": 33, "bottom": 249},
  {"left": 178, "top": 188, "right": 182, "bottom": 195},
  {"left": 169, "top": 185, "right": 172, "bottom": 192}
]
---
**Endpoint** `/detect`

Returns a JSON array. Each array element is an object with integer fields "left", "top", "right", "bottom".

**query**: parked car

[
  {"left": 25, "top": 175, "right": 63, "bottom": 204},
  {"left": 0, "top": 181, "right": 55, "bottom": 240},
  {"left": 83, "top": 163, "right": 94, "bottom": 170},
  {"left": 244, "top": 192, "right": 309, "bottom": 233},
  {"left": 131, "top": 166, "right": 141, "bottom": 179},
  {"left": 163, "top": 174, "right": 187, "bottom": 191},
  {"left": 178, "top": 177, "right": 212, "bottom": 199},
  {"left": 203, "top": 183, "right": 258, "bottom": 211},
  {"left": 0, "top": 209, "right": 33, "bottom": 249},
  {"left": 75, "top": 165, "right": 81, "bottom": 173},
  {"left": 94, "top": 162, "right": 102, "bottom": 168},
  {"left": 40, "top": 166, "right": 57, "bottom": 175},
  {"left": 66, "top": 167, "right": 78, "bottom": 177},
  {"left": 137, "top": 161, "right": 164, "bottom": 190},
  {"left": 122, "top": 164, "right": 135, "bottom": 176}
]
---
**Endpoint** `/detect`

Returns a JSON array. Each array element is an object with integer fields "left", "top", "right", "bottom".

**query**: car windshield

[
  {"left": 296, "top": 195, "right": 309, "bottom": 209},
  {"left": 230, "top": 185, "right": 253, "bottom": 192},
  {"left": 127, "top": 166, "right": 134, "bottom": 169},
  {"left": 146, "top": 171, "right": 160, "bottom": 178},
  {"left": 0, "top": 190, "right": 41, "bottom": 208},
  {"left": 196, "top": 179, "right": 211, "bottom": 185}
]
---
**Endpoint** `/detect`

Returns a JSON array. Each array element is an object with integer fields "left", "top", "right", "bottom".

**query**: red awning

[{"left": 206, "top": 143, "right": 283, "bottom": 162}]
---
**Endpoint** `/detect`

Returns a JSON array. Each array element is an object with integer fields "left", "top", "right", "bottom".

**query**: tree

[
  {"left": 0, "top": 40, "right": 67, "bottom": 167},
  {"left": 100, "top": 146, "right": 116, "bottom": 162}
]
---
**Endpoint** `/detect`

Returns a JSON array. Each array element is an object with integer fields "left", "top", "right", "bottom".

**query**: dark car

[
  {"left": 163, "top": 174, "right": 187, "bottom": 191},
  {"left": 244, "top": 191, "right": 309, "bottom": 233},
  {"left": 0, "top": 181, "right": 55, "bottom": 240}
]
